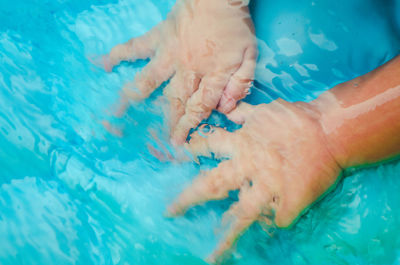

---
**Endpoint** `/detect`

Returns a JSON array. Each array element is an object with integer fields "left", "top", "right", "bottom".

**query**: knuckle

[{"left": 200, "top": 86, "right": 223, "bottom": 108}]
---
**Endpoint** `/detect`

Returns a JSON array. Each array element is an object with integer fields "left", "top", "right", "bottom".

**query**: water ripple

[{"left": 0, "top": 0, "right": 400, "bottom": 264}]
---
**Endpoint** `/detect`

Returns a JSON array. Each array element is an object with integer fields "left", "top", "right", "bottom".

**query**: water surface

[{"left": 1, "top": 0, "right": 400, "bottom": 264}]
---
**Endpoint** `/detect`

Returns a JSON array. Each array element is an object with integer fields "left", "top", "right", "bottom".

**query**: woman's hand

[
  {"left": 168, "top": 100, "right": 342, "bottom": 261},
  {"left": 166, "top": 56, "right": 400, "bottom": 261},
  {"left": 104, "top": 0, "right": 257, "bottom": 144}
]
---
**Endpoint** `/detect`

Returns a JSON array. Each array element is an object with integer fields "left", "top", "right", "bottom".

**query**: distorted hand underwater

[
  {"left": 97, "top": 0, "right": 400, "bottom": 262},
  {"left": 102, "top": 0, "right": 257, "bottom": 146}
]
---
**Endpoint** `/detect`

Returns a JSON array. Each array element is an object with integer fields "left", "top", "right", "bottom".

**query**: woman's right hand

[
  {"left": 168, "top": 54, "right": 400, "bottom": 261},
  {"left": 167, "top": 100, "right": 343, "bottom": 261},
  {"left": 102, "top": 0, "right": 258, "bottom": 145}
]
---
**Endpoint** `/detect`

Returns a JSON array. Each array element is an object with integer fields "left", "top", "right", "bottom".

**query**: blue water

[{"left": 0, "top": 0, "right": 399, "bottom": 264}]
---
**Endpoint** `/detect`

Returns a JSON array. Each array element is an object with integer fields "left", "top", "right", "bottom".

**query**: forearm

[{"left": 313, "top": 56, "right": 400, "bottom": 168}]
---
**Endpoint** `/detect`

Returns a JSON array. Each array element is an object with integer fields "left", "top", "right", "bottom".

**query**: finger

[
  {"left": 102, "top": 120, "right": 123, "bottom": 137},
  {"left": 165, "top": 71, "right": 201, "bottom": 130},
  {"left": 225, "top": 102, "right": 256, "bottom": 124},
  {"left": 172, "top": 73, "right": 231, "bottom": 145},
  {"left": 210, "top": 185, "right": 270, "bottom": 261},
  {"left": 168, "top": 160, "right": 242, "bottom": 216},
  {"left": 185, "top": 127, "right": 235, "bottom": 159},
  {"left": 113, "top": 95, "right": 130, "bottom": 118},
  {"left": 218, "top": 46, "right": 258, "bottom": 114},
  {"left": 164, "top": 73, "right": 185, "bottom": 129},
  {"left": 107, "top": 23, "right": 164, "bottom": 69},
  {"left": 123, "top": 49, "right": 175, "bottom": 101}
]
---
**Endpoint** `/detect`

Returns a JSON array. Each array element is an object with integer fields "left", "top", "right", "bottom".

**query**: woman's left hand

[{"left": 102, "top": 0, "right": 257, "bottom": 144}]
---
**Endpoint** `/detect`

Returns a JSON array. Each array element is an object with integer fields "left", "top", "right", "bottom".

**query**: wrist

[
  {"left": 309, "top": 95, "right": 353, "bottom": 169},
  {"left": 308, "top": 83, "right": 400, "bottom": 170},
  {"left": 295, "top": 99, "right": 348, "bottom": 170}
]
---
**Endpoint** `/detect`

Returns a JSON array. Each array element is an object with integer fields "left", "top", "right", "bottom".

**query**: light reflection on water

[{"left": 0, "top": 0, "right": 399, "bottom": 264}]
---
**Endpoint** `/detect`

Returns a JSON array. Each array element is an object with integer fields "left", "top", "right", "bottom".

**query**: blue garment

[{"left": 248, "top": 0, "right": 400, "bottom": 103}]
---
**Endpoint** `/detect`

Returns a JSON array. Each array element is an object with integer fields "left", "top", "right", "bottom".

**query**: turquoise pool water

[{"left": 0, "top": 0, "right": 399, "bottom": 264}]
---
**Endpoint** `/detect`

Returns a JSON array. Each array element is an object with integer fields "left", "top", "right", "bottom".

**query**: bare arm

[
  {"left": 169, "top": 55, "right": 400, "bottom": 261},
  {"left": 311, "top": 55, "right": 400, "bottom": 167}
]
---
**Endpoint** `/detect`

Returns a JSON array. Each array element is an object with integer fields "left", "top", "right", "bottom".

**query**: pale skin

[
  {"left": 168, "top": 55, "right": 400, "bottom": 261},
  {"left": 99, "top": 0, "right": 400, "bottom": 262},
  {"left": 103, "top": 0, "right": 257, "bottom": 145}
]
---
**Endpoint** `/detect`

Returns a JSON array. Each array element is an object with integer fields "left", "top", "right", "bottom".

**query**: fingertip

[
  {"left": 183, "top": 142, "right": 190, "bottom": 150},
  {"left": 164, "top": 206, "right": 177, "bottom": 218},
  {"left": 183, "top": 141, "right": 193, "bottom": 154},
  {"left": 122, "top": 83, "right": 143, "bottom": 101},
  {"left": 102, "top": 54, "right": 113, "bottom": 72},
  {"left": 171, "top": 127, "right": 188, "bottom": 146},
  {"left": 88, "top": 54, "right": 112, "bottom": 72},
  {"left": 208, "top": 240, "right": 233, "bottom": 264},
  {"left": 205, "top": 254, "right": 217, "bottom": 264},
  {"left": 165, "top": 202, "right": 185, "bottom": 217},
  {"left": 184, "top": 142, "right": 200, "bottom": 164},
  {"left": 170, "top": 136, "right": 182, "bottom": 147},
  {"left": 102, "top": 120, "right": 123, "bottom": 137}
]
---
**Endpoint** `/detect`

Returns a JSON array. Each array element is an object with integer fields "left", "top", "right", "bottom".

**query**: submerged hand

[
  {"left": 168, "top": 100, "right": 342, "bottom": 261},
  {"left": 104, "top": 0, "right": 257, "bottom": 144}
]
